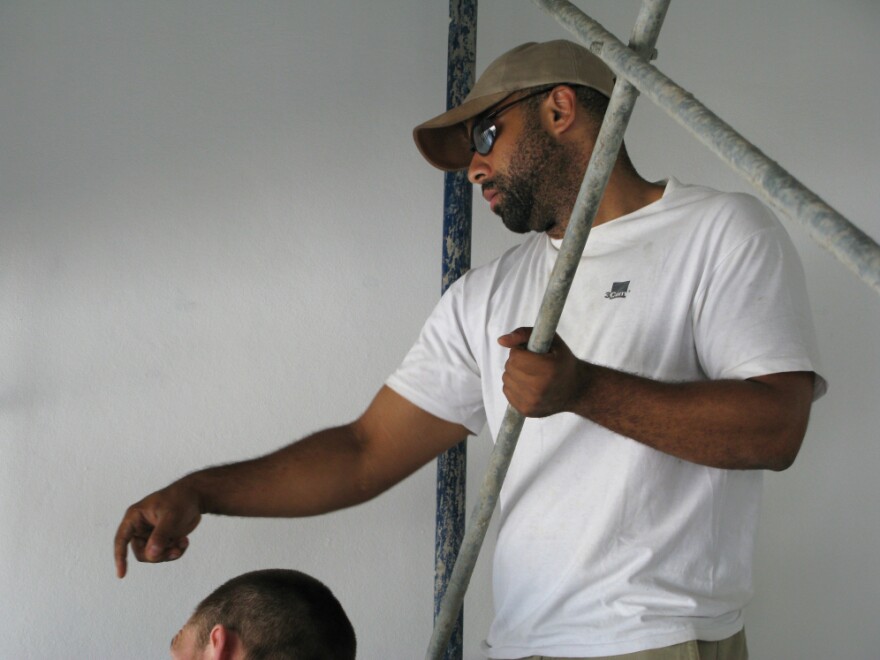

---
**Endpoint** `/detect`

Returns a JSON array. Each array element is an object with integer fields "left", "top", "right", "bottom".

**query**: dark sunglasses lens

[{"left": 473, "top": 120, "right": 496, "bottom": 156}]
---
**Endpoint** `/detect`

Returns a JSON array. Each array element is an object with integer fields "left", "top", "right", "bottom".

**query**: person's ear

[
  {"left": 206, "top": 624, "right": 239, "bottom": 660},
  {"left": 543, "top": 85, "right": 578, "bottom": 137}
]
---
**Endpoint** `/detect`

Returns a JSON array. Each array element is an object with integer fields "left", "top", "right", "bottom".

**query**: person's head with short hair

[{"left": 170, "top": 569, "right": 356, "bottom": 660}]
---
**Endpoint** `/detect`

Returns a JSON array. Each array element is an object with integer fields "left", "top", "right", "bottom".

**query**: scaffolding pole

[
  {"left": 534, "top": 0, "right": 880, "bottom": 296},
  {"left": 435, "top": 2, "right": 477, "bottom": 660},
  {"left": 425, "top": 1, "right": 671, "bottom": 657}
]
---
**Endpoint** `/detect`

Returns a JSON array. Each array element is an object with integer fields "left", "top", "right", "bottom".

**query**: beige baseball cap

[{"left": 413, "top": 39, "right": 615, "bottom": 172}]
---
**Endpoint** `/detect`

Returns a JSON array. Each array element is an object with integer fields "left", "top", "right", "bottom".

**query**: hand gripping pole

[{"left": 425, "top": 2, "right": 671, "bottom": 657}]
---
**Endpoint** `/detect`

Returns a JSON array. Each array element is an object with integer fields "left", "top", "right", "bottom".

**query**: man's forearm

[
  {"left": 570, "top": 363, "right": 814, "bottom": 471},
  {"left": 180, "top": 423, "right": 381, "bottom": 518},
  {"left": 114, "top": 386, "right": 468, "bottom": 576}
]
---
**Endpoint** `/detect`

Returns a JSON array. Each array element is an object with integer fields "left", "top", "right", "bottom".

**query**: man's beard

[{"left": 487, "top": 120, "right": 583, "bottom": 235}]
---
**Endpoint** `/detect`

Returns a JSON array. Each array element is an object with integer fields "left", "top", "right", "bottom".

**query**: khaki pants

[{"left": 521, "top": 628, "right": 748, "bottom": 660}]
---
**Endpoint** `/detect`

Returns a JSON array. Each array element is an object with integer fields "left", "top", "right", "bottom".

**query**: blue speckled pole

[{"left": 435, "top": 2, "right": 476, "bottom": 660}]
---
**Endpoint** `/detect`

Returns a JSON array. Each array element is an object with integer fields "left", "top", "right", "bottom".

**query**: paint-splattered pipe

[{"left": 434, "top": 2, "right": 477, "bottom": 660}]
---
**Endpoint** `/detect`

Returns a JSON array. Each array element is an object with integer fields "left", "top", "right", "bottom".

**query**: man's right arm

[{"left": 113, "top": 385, "right": 469, "bottom": 578}]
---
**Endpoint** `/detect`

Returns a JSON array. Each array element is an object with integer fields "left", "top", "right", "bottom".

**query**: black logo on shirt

[{"left": 605, "top": 281, "right": 630, "bottom": 300}]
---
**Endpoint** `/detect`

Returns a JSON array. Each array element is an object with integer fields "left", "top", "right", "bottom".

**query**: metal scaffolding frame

[
  {"left": 430, "top": 1, "right": 880, "bottom": 659},
  {"left": 434, "top": 3, "right": 476, "bottom": 659}
]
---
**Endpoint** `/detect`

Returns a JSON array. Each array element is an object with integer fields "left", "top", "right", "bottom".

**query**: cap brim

[{"left": 413, "top": 90, "right": 510, "bottom": 172}]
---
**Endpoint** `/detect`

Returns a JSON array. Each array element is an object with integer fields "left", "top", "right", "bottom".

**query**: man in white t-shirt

[{"left": 116, "top": 40, "right": 823, "bottom": 659}]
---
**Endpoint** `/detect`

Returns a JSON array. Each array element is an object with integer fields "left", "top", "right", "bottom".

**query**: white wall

[{"left": 1, "top": 1, "right": 877, "bottom": 658}]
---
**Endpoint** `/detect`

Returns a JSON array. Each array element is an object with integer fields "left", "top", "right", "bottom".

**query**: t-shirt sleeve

[
  {"left": 386, "top": 279, "right": 487, "bottom": 434},
  {"left": 692, "top": 196, "right": 827, "bottom": 400}
]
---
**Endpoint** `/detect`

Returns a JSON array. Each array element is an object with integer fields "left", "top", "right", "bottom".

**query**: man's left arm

[{"left": 498, "top": 327, "right": 815, "bottom": 471}]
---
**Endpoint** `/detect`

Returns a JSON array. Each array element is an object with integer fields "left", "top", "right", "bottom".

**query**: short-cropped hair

[
  {"left": 188, "top": 569, "right": 356, "bottom": 660},
  {"left": 519, "top": 83, "right": 610, "bottom": 125}
]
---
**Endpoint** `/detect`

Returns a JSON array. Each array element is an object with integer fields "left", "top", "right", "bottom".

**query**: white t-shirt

[{"left": 386, "top": 179, "right": 826, "bottom": 658}]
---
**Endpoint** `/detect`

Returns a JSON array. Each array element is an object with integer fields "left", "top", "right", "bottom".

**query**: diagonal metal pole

[
  {"left": 534, "top": 0, "right": 880, "bottom": 296},
  {"left": 425, "top": 1, "right": 671, "bottom": 658}
]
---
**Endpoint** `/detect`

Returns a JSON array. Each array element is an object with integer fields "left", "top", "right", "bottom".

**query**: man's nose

[{"left": 467, "top": 151, "right": 491, "bottom": 184}]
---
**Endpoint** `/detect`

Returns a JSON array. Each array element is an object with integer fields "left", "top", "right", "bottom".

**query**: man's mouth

[{"left": 482, "top": 186, "right": 500, "bottom": 212}]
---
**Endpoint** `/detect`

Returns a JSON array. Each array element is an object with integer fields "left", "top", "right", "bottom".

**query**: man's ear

[
  {"left": 207, "top": 624, "right": 243, "bottom": 660},
  {"left": 543, "top": 85, "right": 579, "bottom": 137}
]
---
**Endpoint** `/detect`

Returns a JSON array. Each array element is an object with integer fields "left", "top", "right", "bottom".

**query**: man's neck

[
  {"left": 592, "top": 170, "right": 665, "bottom": 227},
  {"left": 545, "top": 164, "right": 665, "bottom": 239}
]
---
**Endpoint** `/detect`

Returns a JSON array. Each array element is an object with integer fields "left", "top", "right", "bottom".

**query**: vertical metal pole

[
  {"left": 425, "top": 1, "right": 670, "bottom": 658},
  {"left": 435, "top": 3, "right": 476, "bottom": 660}
]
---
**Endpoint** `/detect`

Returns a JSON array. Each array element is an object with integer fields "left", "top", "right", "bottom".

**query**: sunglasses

[{"left": 470, "top": 86, "right": 556, "bottom": 156}]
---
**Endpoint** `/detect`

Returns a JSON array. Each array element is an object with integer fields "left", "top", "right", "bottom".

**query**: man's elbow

[
  {"left": 749, "top": 371, "right": 814, "bottom": 472},
  {"left": 766, "top": 447, "right": 799, "bottom": 472},
  {"left": 764, "top": 417, "right": 810, "bottom": 471}
]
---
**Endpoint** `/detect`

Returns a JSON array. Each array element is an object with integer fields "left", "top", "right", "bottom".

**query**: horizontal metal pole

[
  {"left": 534, "top": 0, "right": 880, "bottom": 297},
  {"left": 425, "top": 2, "right": 672, "bottom": 658}
]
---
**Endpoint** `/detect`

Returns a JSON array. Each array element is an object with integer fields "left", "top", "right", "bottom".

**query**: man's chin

[
  {"left": 495, "top": 206, "right": 525, "bottom": 233},
  {"left": 500, "top": 217, "right": 531, "bottom": 234}
]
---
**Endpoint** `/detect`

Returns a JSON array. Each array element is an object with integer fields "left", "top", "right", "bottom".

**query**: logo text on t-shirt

[{"left": 604, "top": 281, "right": 630, "bottom": 300}]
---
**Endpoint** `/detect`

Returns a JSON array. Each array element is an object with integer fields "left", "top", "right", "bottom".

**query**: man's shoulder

[
  {"left": 452, "top": 233, "right": 547, "bottom": 292},
  {"left": 665, "top": 178, "right": 767, "bottom": 214},
  {"left": 664, "top": 178, "right": 781, "bottom": 239}
]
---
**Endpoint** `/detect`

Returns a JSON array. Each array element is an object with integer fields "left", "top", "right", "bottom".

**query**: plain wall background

[{"left": 1, "top": 1, "right": 878, "bottom": 658}]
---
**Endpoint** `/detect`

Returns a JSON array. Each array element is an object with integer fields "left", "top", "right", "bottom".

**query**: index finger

[
  {"left": 113, "top": 516, "right": 139, "bottom": 579},
  {"left": 114, "top": 504, "right": 162, "bottom": 578}
]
